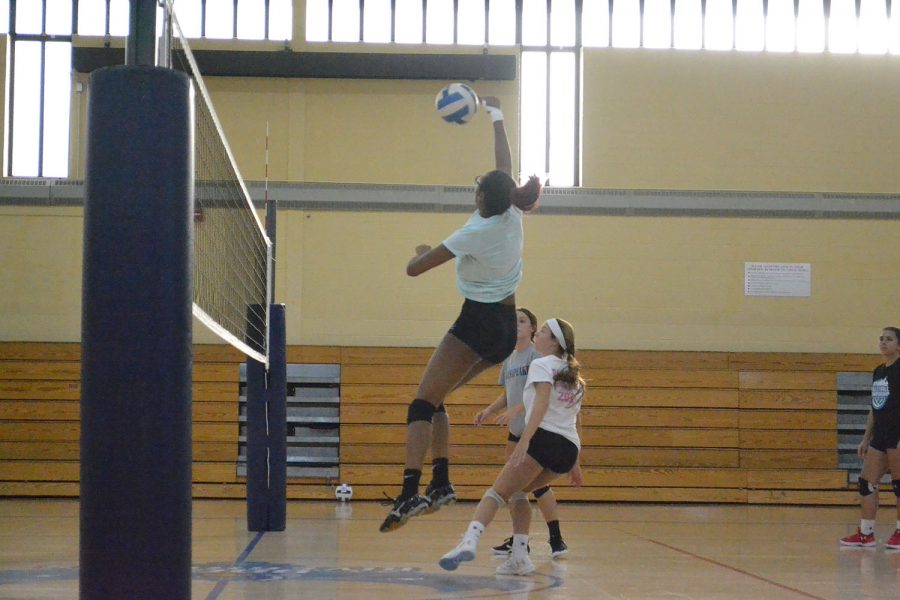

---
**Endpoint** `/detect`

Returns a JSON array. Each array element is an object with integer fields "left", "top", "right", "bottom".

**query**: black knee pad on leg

[
  {"left": 407, "top": 399, "right": 436, "bottom": 424},
  {"left": 892, "top": 480, "right": 900, "bottom": 498},
  {"left": 532, "top": 486, "right": 551, "bottom": 499},
  {"left": 859, "top": 477, "right": 877, "bottom": 497}
]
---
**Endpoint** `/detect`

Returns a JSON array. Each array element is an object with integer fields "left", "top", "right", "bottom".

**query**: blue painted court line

[{"left": 203, "top": 531, "right": 266, "bottom": 600}]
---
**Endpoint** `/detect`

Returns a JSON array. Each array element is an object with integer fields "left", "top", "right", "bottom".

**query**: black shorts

[
  {"left": 508, "top": 432, "right": 520, "bottom": 443},
  {"left": 870, "top": 430, "right": 900, "bottom": 452},
  {"left": 526, "top": 427, "right": 579, "bottom": 474},
  {"left": 448, "top": 299, "right": 516, "bottom": 364}
]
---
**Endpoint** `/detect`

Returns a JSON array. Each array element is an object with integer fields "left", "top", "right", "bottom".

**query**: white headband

[{"left": 547, "top": 319, "right": 567, "bottom": 352}]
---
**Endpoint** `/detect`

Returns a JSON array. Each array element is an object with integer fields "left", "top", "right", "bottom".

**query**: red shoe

[
  {"left": 840, "top": 528, "right": 875, "bottom": 547},
  {"left": 886, "top": 529, "right": 900, "bottom": 550}
]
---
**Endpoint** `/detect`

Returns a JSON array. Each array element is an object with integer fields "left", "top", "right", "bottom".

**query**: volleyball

[
  {"left": 435, "top": 83, "right": 479, "bottom": 125},
  {"left": 335, "top": 483, "right": 353, "bottom": 502}
]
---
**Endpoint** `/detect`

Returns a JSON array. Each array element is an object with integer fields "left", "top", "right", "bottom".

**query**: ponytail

[
  {"left": 549, "top": 318, "right": 584, "bottom": 392},
  {"left": 511, "top": 175, "right": 542, "bottom": 212},
  {"left": 553, "top": 349, "right": 584, "bottom": 390}
]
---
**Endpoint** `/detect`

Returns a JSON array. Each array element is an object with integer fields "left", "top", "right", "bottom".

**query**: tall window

[
  {"left": 8, "top": 0, "right": 72, "bottom": 177},
  {"left": 5, "top": 1, "right": 291, "bottom": 178}
]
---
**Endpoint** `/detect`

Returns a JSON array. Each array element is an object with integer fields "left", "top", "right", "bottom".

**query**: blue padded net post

[
  {"left": 80, "top": 66, "right": 193, "bottom": 600},
  {"left": 246, "top": 303, "right": 287, "bottom": 531}
]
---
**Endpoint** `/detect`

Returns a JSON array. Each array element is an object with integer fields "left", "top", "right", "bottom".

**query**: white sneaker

[
  {"left": 496, "top": 554, "right": 535, "bottom": 576},
  {"left": 439, "top": 537, "right": 477, "bottom": 571}
]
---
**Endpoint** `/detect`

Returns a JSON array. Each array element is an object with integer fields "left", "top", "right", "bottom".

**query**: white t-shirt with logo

[
  {"left": 522, "top": 354, "right": 583, "bottom": 449},
  {"left": 442, "top": 206, "right": 524, "bottom": 303}
]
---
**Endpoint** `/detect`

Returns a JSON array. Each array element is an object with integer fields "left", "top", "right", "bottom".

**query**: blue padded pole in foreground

[
  {"left": 247, "top": 304, "right": 287, "bottom": 531},
  {"left": 81, "top": 66, "right": 193, "bottom": 600}
]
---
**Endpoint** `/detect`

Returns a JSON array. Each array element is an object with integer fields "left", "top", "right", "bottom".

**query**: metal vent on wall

[
  {"left": 238, "top": 363, "right": 340, "bottom": 479},
  {"left": 837, "top": 372, "right": 884, "bottom": 484}
]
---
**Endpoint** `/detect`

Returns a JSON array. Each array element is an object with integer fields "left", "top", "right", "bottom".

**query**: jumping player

[{"left": 379, "top": 97, "right": 542, "bottom": 532}]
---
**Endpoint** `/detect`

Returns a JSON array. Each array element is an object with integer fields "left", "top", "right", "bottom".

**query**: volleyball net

[{"left": 167, "top": 1, "right": 272, "bottom": 367}]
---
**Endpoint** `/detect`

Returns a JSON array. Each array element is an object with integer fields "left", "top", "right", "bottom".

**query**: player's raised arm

[{"left": 481, "top": 96, "right": 512, "bottom": 176}]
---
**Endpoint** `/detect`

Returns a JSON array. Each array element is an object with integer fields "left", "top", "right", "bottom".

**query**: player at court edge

[
  {"left": 380, "top": 96, "right": 543, "bottom": 532},
  {"left": 840, "top": 327, "right": 900, "bottom": 549}
]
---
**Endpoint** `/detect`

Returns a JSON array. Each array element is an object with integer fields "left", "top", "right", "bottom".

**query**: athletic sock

[
  {"left": 400, "top": 469, "right": 422, "bottom": 500},
  {"left": 512, "top": 534, "right": 529, "bottom": 558},
  {"left": 547, "top": 519, "right": 561, "bottom": 539},
  {"left": 432, "top": 457, "right": 450, "bottom": 487},
  {"left": 860, "top": 519, "right": 875, "bottom": 535},
  {"left": 464, "top": 521, "right": 486, "bottom": 544},
  {"left": 896, "top": 520, "right": 900, "bottom": 531}
]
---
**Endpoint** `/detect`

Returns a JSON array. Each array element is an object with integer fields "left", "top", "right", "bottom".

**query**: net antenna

[{"left": 163, "top": 0, "right": 273, "bottom": 367}]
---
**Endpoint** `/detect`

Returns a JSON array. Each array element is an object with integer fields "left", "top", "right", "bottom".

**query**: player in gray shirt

[{"left": 474, "top": 308, "right": 570, "bottom": 558}]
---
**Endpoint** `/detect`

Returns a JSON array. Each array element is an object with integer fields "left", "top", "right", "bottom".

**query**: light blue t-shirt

[{"left": 442, "top": 206, "right": 524, "bottom": 303}]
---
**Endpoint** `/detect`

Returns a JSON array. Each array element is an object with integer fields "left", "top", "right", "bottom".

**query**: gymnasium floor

[{"left": 1, "top": 499, "right": 898, "bottom": 599}]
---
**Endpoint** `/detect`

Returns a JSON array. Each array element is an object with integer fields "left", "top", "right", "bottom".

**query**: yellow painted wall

[
  {"left": 278, "top": 211, "right": 897, "bottom": 353},
  {"left": 0, "top": 207, "right": 83, "bottom": 341},
  {"left": 69, "top": 66, "right": 519, "bottom": 184},
  {"left": 67, "top": 36, "right": 900, "bottom": 192},
  {"left": 582, "top": 48, "right": 900, "bottom": 193},
  {"left": 3, "top": 204, "right": 894, "bottom": 354},
  {"left": 6, "top": 17, "right": 900, "bottom": 353}
]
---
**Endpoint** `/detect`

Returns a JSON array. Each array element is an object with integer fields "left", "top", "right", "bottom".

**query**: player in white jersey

[
  {"left": 440, "top": 318, "right": 584, "bottom": 576},
  {"left": 474, "top": 308, "right": 569, "bottom": 557}
]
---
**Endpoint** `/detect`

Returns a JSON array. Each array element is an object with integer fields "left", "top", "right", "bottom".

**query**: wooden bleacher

[{"left": 0, "top": 342, "right": 888, "bottom": 505}]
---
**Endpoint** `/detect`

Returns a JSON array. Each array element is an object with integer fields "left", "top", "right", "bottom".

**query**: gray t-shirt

[{"left": 498, "top": 345, "right": 542, "bottom": 436}]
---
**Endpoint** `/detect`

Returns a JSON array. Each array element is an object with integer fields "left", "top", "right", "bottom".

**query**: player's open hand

[
  {"left": 510, "top": 440, "right": 528, "bottom": 466},
  {"left": 494, "top": 410, "right": 513, "bottom": 426},
  {"left": 568, "top": 463, "right": 584, "bottom": 487}
]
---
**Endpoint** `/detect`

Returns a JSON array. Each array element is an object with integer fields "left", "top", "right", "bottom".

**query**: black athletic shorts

[
  {"left": 526, "top": 427, "right": 579, "bottom": 474},
  {"left": 448, "top": 298, "right": 517, "bottom": 364},
  {"left": 870, "top": 429, "right": 900, "bottom": 452}
]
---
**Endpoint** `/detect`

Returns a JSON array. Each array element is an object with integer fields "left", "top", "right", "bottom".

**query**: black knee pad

[
  {"left": 532, "top": 486, "right": 551, "bottom": 499},
  {"left": 859, "top": 477, "right": 877, "bottom": 497},
  {"left": 893, "top": 480, "right": 900, "bottom": 498},
  {"left": 407, "top": 399, "right": 436, "bottom": 424},
  {"left": 434, "top": 403, "right": 446, "bottom": 414}
]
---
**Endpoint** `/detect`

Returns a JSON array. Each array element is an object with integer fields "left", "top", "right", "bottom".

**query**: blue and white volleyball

[
  {"left": 435, "top": 83, "right": 479, "bottom": 125},
  {"left": 335, "top": 483, "right": 353, "bottom": 502}
]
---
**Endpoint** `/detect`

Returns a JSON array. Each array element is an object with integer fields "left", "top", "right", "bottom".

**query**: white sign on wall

[{"left": 744, "top": 262, "right": 811, "bottom": 297}]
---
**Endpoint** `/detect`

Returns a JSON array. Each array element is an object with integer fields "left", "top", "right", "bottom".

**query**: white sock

[
  {"left": 511, "top": 533, "right": 529, "bottom": 558},
  {"left": 464, "top": 521, "right": 485, "bottom": 544},
  {"left": 860, "top": 519, "right": 875, "bottom": 535},
  {"left": 895, "top": 520, "right": 900, "bottom": 532}
]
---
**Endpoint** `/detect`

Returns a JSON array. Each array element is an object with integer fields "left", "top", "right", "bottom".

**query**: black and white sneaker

[
  {"left": 492, "top": 537, "right": 513, "bottom": 555},
  {"left": 424, "top": 482, "right": 457, "bottom": 514},
  {"left": 491, "top": 537, "right": 530, "bottom": 556},
  {"left": 549, "top": 536, "right": 568, "bottom": 558},
  {"left": 378, "top": 494, "right": 430, "bottom": 533}
]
